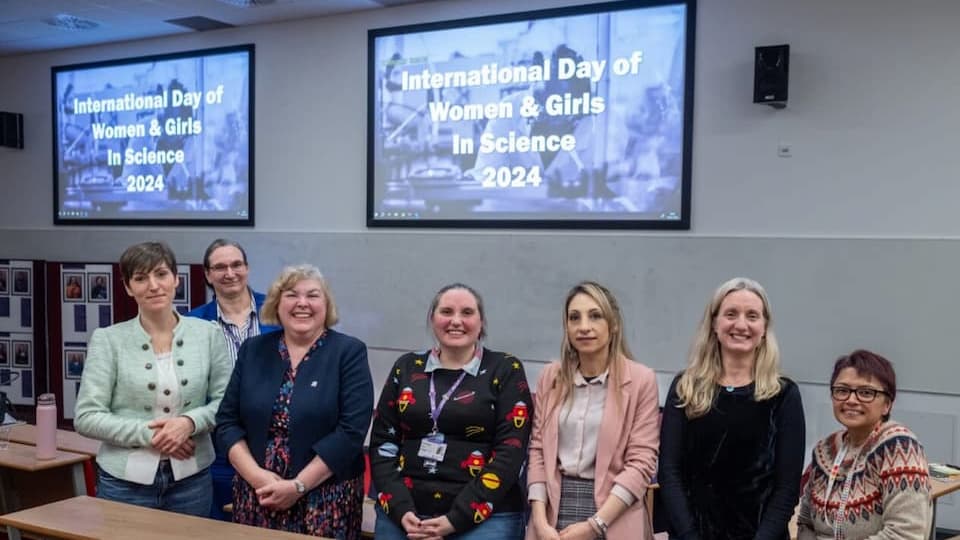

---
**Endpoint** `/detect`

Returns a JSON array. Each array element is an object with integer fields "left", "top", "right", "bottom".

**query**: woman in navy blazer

[{"left": 215, "top": 264, "right": 374, "bottom": 538}]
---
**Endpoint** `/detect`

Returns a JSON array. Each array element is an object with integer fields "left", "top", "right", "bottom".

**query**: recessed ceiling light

[
  {"left": 46, "top": 13, "right": 100, "bottom": 31},
  {"left": 165, "top": 16, "right": 235, "bottom": 31},
  {"left": 216, "top": 0, "right": 278, "bottom": 7}
]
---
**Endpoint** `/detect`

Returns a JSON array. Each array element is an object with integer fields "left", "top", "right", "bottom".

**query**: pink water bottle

[{"left": 36, "top": 393, "right": 57, "bottom": 460}]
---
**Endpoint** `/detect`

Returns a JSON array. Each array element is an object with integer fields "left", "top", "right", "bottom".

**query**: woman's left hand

[
  {"left": 148, "top": 416, "right": 195, "bottom": 455},
  {"left": 166, "top": 438, "right": 196, "bottom": 460},
  {"left": 419, "top": 516, "right": 455, "bottom": 538},
  {"left": 255, "top": 479, "right": 301, "bottom": 511},
  {"left": 558, "top": 521, "right": 598, "bottom": 540}
]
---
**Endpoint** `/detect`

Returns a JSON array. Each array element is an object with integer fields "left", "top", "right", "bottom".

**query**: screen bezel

[
  {"left": 51, "top": 44, "right": 255, "bottom": 227},
  {"left": 366, "top": 0, "right": 696, "bottom": 230}
]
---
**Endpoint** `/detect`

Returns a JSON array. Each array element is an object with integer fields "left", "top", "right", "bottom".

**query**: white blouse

[{"left": 123, "top": 351, "right": 199, "bottom": 483}]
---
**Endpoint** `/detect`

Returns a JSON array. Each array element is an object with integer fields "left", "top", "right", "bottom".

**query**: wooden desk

[
  {"left": 932, "top": 476, "right": 960, "bottom": 500},
  {"left": 0, "top": 441, "right": 88, "bottom": 473},
  {"left": 7, "top": 424, "right": 101, "bottom": 456},
  {"left": 0, "top": 496, "right": 318, "bottom": 539},
  {"left": 0, "top": 442, "right": 90, "bottom": 540},
  {"left": 930, "top": 477, "right": 960, "bottom": 540}
]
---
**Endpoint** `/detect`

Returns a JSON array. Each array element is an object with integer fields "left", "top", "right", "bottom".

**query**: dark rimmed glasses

[{"left": 830, "top": 385, "right": 889, "bottom": 403}]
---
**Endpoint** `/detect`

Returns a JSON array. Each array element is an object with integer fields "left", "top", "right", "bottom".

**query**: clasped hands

[
  {"left": 251, "top": 468, "right": 302, "bottom": 511},
  {"left": 147, "top": 416, "right": 195, "bottom": 460},
  {"left": 533, "top": 518, "right": 598, "bottom": 540},
  {"left": 401, "top": 513, "right": 455, "bottom": 540}
]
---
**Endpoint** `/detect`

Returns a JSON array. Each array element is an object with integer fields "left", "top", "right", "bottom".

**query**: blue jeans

[
  {"left": 374, "top": 505, "right": 524, "bottom": 540},
  {"left": 97, "top": 462, "right": 212, "bottom": 517}
]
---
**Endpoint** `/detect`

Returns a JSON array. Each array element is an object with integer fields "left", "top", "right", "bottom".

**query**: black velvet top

[{"left": 658, "top": 374, "right": 805, "bottom": 540}]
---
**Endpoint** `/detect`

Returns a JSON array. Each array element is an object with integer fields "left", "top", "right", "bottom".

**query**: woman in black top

[
  {"left": 370, "top": 283, "right": 531, "bottom": 540},
  {"left": 658, "top": 277, "right": 805, "bottom": 540}
]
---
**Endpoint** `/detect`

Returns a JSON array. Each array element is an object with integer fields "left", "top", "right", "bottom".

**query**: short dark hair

[
  {"left": 119, "top": 241, "right": 177, "bottom": 287},
  {"left": 428, "top": 283, "right": 487, "bottom": 340},
  {"left": 831, "top": 349, "right": 897, "bottom": 421},
  {"left": 202, "top": 238, "right": 248, "bottom": 268}
]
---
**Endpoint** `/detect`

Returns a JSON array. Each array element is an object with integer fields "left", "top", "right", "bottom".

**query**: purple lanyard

[{"left": 428, "top": 370, "right": 467, "bottom": 433}]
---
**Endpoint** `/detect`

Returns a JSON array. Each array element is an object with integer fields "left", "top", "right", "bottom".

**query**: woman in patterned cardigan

[{"left": 797, "top": 349, "right": 932, "bottom": 539}]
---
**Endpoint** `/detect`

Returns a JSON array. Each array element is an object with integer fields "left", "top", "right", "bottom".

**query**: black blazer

[{"left": 215, "top": 328, "right": 374, "bottom": 483}]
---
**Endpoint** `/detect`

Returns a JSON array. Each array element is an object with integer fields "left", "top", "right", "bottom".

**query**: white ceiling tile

[{"left": 0, "top": 0, "right": 442, "bottom": 56}]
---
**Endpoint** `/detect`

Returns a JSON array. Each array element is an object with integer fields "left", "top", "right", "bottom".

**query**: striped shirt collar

[
  {"left": 215, "top": 289, "right": 258, "bottom": 327},
  {"left": 214, "top": 289, "right": 261, "bottom": 363}
]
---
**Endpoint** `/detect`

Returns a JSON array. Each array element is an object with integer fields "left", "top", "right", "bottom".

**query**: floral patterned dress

[{"left": 232, "top": 337, "right": 364, "bottom": 539}]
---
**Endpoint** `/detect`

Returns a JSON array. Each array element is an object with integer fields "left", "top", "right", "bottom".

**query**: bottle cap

[{"left": 38, "top": 393, "right": 56, "bottom": 406}]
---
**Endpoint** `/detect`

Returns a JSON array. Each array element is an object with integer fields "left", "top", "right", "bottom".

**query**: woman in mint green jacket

[{"left": 75, "top": 241, "right": 231, "bottom": 516}]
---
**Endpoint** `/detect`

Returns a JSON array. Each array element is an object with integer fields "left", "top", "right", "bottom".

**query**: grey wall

[
  {"left": 2, "top": 0, "right": 960, "bottom": 393},
  {"left": 2, "top": 229, "right": 957, "bottom": 394}
]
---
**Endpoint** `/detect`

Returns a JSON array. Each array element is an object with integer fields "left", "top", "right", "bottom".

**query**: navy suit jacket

[
  {"left": 215, "top": 328, "right": 374, "bottom": 482},
  {"left": 187, "top": 290, "right": 280, "bottom": 334}
]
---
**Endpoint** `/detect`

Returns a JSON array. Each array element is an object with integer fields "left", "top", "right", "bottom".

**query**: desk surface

[
  {"left": 0, "top": 442, "right": 89, "bottom": 472},
  {"left": 932, "top": 477, "right": 960, "bottom": 500},
  {"left": 7, "top": 424, "right": 100, "bottom": 456},
  {"left": 0, "top": 496, "right": 318, "bottom": 540}
]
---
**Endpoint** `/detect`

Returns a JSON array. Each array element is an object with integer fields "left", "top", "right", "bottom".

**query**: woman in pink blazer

[{"left": 526, "top": 281, "right": 660, "bottom": 540}]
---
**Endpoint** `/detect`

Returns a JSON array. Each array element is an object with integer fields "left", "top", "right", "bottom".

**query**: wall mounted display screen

[
  {"left": 368, "top": 0, "right": 695, "bottom": 229},
  {"left": 53, "top": 45, "right": 254, "bottom": 226}
]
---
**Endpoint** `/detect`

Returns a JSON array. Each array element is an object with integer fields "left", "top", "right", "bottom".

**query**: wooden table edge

[
  {"left": 0, "top": 442, "right": 90, "bottom": 472},
  {"left": 7, "top": 424, "right": 101, "bottom": 457},
  {"left": 0, "top": 513, "right": 97, "bottom": 540},
  {"left": 931, "top": 477, "right": 960, "bottom": 500}
]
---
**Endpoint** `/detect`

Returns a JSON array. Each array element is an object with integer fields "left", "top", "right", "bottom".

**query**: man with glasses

[{"left": 188, "top": 238, "right": 279, "bottom": 520}]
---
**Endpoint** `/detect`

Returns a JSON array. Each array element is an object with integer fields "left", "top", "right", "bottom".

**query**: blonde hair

[
  {"left": 260, "top": 264, "right": 339, "bottom": 328},
  {"left": 551, "top": 281, "right": 631, "bottom": 416},
  {"left": 676, "top": 277, "right": 782, "bottom": 418}
]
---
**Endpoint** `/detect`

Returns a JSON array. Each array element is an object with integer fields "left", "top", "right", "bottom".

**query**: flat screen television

[
  {"left": 52, "top": 44, "right": 254, "bottom": 226},
  {"left": 368, "top": 0, "right": 695, "bottom": 229}
]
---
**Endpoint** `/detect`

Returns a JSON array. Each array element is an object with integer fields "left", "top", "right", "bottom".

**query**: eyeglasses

[
  {"left": 208, "top": 261, "right": 246, "bottom": 274},
  {"left": 830, "top": 385, "right": 889, "bottom": 403}
]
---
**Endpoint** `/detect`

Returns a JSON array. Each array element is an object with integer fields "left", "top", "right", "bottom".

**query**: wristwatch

[
  {"left": 590, "top": 515, "right": 608, "bottom": 539},
  {"left": 292, "top": 479, "right": 306, "bottom": 494}
]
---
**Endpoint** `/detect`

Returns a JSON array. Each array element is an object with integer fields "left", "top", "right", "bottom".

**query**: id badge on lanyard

[
  {"left": 418, "top": 432, "right": 447, "bottom": 463},
  {"left": 418, "top": 370, "right": 467, "bottom": 465}
]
